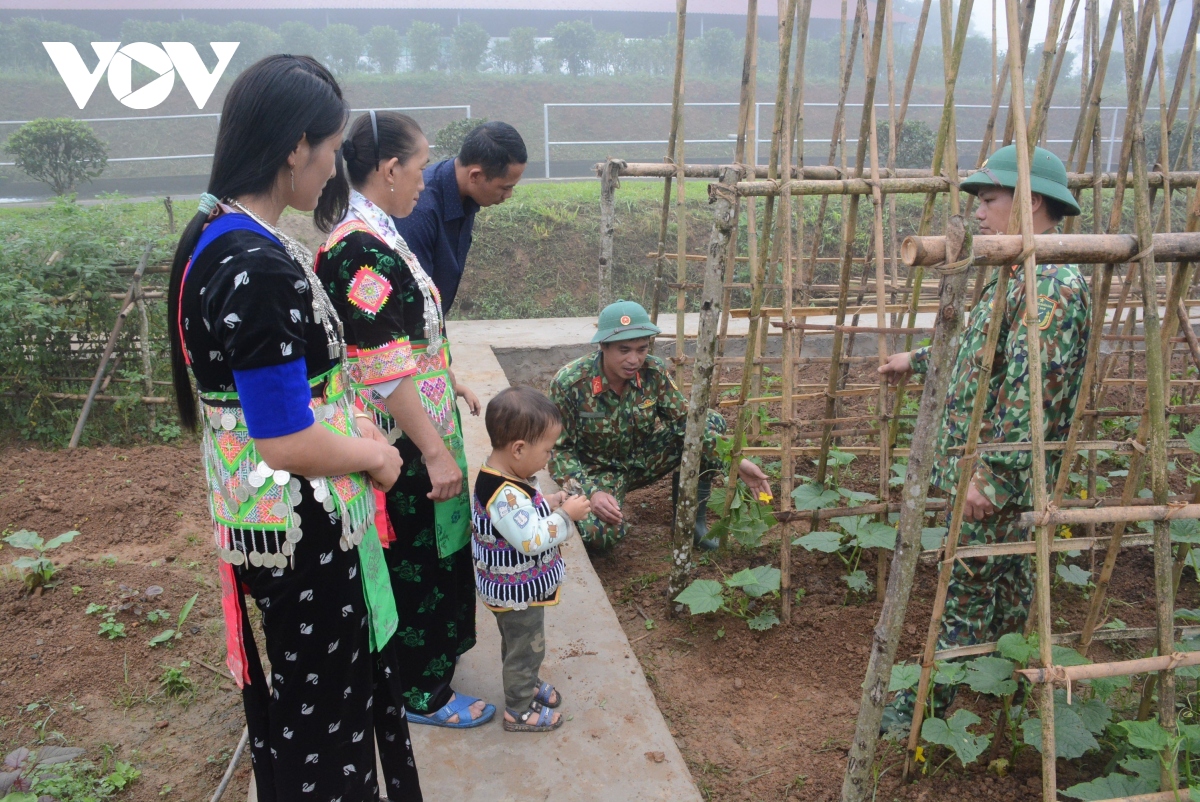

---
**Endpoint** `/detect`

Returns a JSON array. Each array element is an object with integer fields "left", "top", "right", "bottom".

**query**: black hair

[
  {"left": 168, "top": 54, "right": 347, "bottom": 431},
  {"left": 1040, "top": 194, "right": 1071, "bottom": 223},
  {"left": 313, "top": 110, "right": 426, "bottom": 232},
  {"left": 485, "top": 386, "right": 562, "bottom": 449},
  {"left": 458, "top": 121, "right": 527, "bottom": 180}
]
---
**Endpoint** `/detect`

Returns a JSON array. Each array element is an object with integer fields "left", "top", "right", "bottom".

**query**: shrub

[
  {"left": 1145, "top": 119, "right": 1200, "bottom": 170},
  {"left": 279, "top": 20, "right": 322, "bottom": 60},
  {"left": 5, "top": 118, "right": 107, "bottom": 195},
  {"left": 407, "top": 21, "right": 444, "bottom": 72},
  {"left": 433, "top": 117, "right": 488, "bottom": 160},
  {"left": 492, "top": 26, "right": 539, "bottom": 74},
  {"left": 322, "top": 23, "right": 363, "bottom": 74},
  {"left": 221, "top": 22, "right": 282, "bottom": 74},
  {"left": 366, "top": 25, "right": 403, "bottom": 74},
  {"left": 695, "top": 27, "right": 740, "bottom": 76},
  {"left": 1, "top": 17, "right": 99, "bottom": 73},
  {"left": 452, "top": 21, "right": 490, "bottom": 73},
  {"left": 549, "top": 20, "right": 597, "bottom": 76},
  {"left": 875, "top": 119, "right": 937, "bottom": 169}
]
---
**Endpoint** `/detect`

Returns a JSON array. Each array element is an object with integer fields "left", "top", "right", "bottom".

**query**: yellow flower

[
  {"left": 914, "top": 746, "right": 926, "bottom": 763},
  {"left": 1079, "top": 489, "right": 1088, "bottom": 500},
  {"left": 1058, "top": 524, "right": 1073, "bottom": 540},
  {"left": 758, "top": 492, "right": 773, "bottom": 503}
]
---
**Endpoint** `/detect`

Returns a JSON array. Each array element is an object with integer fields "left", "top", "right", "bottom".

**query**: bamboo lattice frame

[{"left": 593, "top": 0, "right": 1200, "bottom": 800}]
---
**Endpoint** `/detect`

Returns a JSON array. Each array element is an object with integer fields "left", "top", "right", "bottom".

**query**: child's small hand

[
  {"left": 456, "top": 382, "right": 481, "bottom": 416},
  {"left": 545, "top": 491, "right": 568, "bottom": 509},
  {"left": 561, "top": 494, "right": 591, "bottom": 522}
]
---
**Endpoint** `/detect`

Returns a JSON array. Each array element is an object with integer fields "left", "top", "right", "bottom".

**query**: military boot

[{"left": 672, "top": 474, "right": 719, "bottom": 551}]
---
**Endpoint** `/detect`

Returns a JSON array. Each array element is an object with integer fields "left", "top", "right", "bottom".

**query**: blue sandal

[
  {"left": 503, "top": 701, "right": 563, "bottom": 733},
  {"left": 533, "top": 680, "right": 562, "bottom": 708},
  {"left": 407, "top": 692, "right": 495, "bottom": 729}
]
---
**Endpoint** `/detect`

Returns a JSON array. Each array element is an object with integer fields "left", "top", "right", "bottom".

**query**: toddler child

[{"left": 472, "top": 386, "right": 591, "bottom": 732}]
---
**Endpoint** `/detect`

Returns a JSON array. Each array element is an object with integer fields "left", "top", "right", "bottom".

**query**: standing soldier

[
  {"left": 549, "top": 301, "right": 772, "bottom": 551},
  {"left": 877, "top": 145, "right": 1090, "bottom": 732}
]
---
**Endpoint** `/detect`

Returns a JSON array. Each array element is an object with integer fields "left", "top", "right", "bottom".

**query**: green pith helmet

[
  {"left": 960, "top": 144, "right": 1081, "bottom": 216},
  {"left": 592, "top": 300, "right": 662, "bottom": 344}
]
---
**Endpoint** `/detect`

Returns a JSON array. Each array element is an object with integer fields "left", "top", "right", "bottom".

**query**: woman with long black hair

[
  {"left": 313, "top": 111, "right": 490, "bottom": 729},
  {"left": 168, "top": 56, "right": 422, "bottom": 800}
]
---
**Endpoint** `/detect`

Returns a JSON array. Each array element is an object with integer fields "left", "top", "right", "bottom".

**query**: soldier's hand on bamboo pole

[
  {"left": 964, "top": 479, "right": 998, "bottom": 522},
  {"left": 878, "top": 351, "right": 915, "bottom": 385},
  {"left": 591, "top": 491, "right": 624, "bottom": 525},
  {"left": 737, "top": 459, "right": 773, "bottom": 498}
]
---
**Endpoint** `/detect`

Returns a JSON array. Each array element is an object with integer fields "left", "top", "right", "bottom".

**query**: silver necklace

[{"left": 229, "top": 200, "right": 344, "bottom": 361}]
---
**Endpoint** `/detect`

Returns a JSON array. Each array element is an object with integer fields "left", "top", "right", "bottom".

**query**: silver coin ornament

[
  {"left": 285, "top": 528, "right": 303, "bottom": 543},
  {"left": 248, "top": 550, "right": 263, "bottom": 567},
  {"left": 248, "top": 472, "right": 265, "bottom": 489},
  {"left": 322, "top": 496, "right": 336, "bottom": 513},
  {"left": 281, "top": 541, "right": 295, "bottom": 557},
  {"left": 229, "top": 550, "right": 245, "bottom": 566},
  {"left": 256, "top": 461, "right": 273, "bottom": 478},
  {"left": 221, "top": 412, "right": 237, "bottom": 431},
  {"left": 288, "top": 478, "right": 302, "bottom": 494},
  {"left": 313, "top": 485, "right": 329, "bottom": 503},
  {"left": 339, "top": 536, "right": 350, "bottom": 552},
  {"left": 270, "top": 502, "right": 289, "bottom": 518},
  {"left": 209, "top": 412, "right": 223, "bottom": 430},
  {"left": 234, "top": 486, "right": 249, "bottom": 503},
  {"left": 272, "top": 470, "right": 290, "bottom": 486}
]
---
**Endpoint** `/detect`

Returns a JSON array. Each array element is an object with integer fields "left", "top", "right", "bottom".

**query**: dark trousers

[{"left": 493, "top": 605, "right": 546, "bottom": 711}]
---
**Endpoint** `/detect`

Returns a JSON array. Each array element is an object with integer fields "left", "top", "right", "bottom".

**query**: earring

[
  {"left": 290, "top": 168, "right": 294, "bottom": 193},
  {"left": 390, "top": 185, "right": 394, "bottom": 192}
]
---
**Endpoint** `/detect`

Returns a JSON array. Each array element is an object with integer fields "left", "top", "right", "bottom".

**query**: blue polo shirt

[{"left": 392, "top": 158, "right": 479, "bottom": 316}]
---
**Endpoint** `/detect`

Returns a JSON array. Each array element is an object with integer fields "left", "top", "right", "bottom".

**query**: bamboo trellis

[{"left": 593, "top": 0, "right": 1200, "bottom": 800}]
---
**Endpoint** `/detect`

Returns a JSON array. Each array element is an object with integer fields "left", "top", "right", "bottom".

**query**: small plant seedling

[
  {"left": 85, "top": 602, "right": 106, "bottom": 615},
  {"left": 146, "top": 609, "right": 169, "bottom": 624},
  {"left": 644, "top": 618, "right": 656, "bottom": 631},
  {"left": 158, "top": 662, "right": 195, "bottom": 700},
  {"left": 3, "top": 529, "right": 79, "bottom": 592},
  {"left": 98, "top": 614, "right": 126, "bottom": 640},
  {"left": 148, "top": 592, "right": 198, "bottom": 647}
]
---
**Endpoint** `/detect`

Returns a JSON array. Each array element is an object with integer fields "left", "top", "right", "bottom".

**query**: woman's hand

[
  {"left": 737, "top": 459, "right": 772, "bottom": 498},
  {"left": 426, "top": 449, "right": 463, "bottom": 502},
  {"left": 456, "top": 381, "right": 481, "bottom": 416},
  {"left": 368, "top": 441, "right": 404, "bottom": 492},
  {"left": 354, "top": 412, "right": 388, "bottom": 445}
]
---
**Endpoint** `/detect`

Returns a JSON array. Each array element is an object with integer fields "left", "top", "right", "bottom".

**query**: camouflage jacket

[
  {"left": 548, "top": 351, "right": 717, "bottom": 495},
  {"left": 910, "top": 263, "right": 1091, "bottom": 508}
]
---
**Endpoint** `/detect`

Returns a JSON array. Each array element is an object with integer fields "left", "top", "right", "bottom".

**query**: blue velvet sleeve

[{"left": 232, "top": 358, "right": 315, "bottom": 439}]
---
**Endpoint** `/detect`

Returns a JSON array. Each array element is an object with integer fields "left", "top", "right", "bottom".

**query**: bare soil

[{"left": 0, "top": 444, "right": 247, "bottom": 802}]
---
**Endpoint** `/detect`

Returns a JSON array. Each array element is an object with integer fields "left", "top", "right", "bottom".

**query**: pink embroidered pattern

[
  {"left": 347, "top": 266, "right": 391, "bottom": 316},
  {"left": 357, "top": 338, "right": 417, "bottom": 383}
]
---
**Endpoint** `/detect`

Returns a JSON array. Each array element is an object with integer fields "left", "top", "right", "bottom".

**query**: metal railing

[{"left": 0, "top": 105, "right": 471, "bottom": 168}]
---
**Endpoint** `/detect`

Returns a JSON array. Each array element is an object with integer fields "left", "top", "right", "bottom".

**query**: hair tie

[
  {"left": 369, "top": 109, "right": 380, "bottom": 163},
  {"left": 342, "top": 140, "right": 358, "bottom": 162},
  {"left": 197, "top": 192, "right": 219, "bottom": 216}
]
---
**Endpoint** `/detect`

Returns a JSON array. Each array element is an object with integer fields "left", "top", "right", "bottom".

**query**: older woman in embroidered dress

[
  {"left": 313, "top": 111, "right": 492, "bottom": 729},
  {"left": 168, "top": 57, "right": 422, "bottom": 801}
]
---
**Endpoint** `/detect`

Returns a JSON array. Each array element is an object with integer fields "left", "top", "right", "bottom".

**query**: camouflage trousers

[
  {"left": 576, "top": 410, "right": 727, "bottom": 549},
  {"left": 889, "top": 502, "right": 1033, "bottom": 719}
]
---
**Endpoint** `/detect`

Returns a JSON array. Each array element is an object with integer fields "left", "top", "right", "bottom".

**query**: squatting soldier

[
  {"left": 549, "top": 301, "right": 772, "bottom": 551},
  {"left": 877, "top": 144, "right": 1091, "bottom": 731}
]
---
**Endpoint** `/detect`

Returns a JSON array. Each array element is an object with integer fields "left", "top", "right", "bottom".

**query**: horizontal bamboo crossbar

[
  {"left": 773, "top": 494, "right": 1185, "bottom": 525},
  {"left": 1017, "top": 504, "right": 1200, "bottom": 528},
  {"left": 1018, "top": 651, "right": 1200, "bottom": 683},
  {"left": 608, "top": 163, "right": 954, "bottom": 179},
  {"left": 933, "top": 624, "right": 1200, "bottom": 662},
  {"left": 946, "top": 533, "right": 1152, "bottom": 559},
  {"left": 732, "top": 170, "right": 1199, "bottom": 197},
  {"left": 903, "top": 232, "right": 1200, "bottom": 267}
]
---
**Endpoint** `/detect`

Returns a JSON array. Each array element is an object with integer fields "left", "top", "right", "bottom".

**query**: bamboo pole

[
  {"left": 667, "top": 165, "right": 740, "bottom": 600},
  {"left": 735, "top": 171, "right": 1200, "bottom": 197},
  {"left": 1019, "top": 651, "right": 1200, "bottom": 683},
  {"left": 69, "top": 244, "right": 152, "bottom": 449},
  {"left": 649, "top": 0, "right": 688, "bottom": 334},
  {"left": 842, "top": 217, "right": 971, "bottom": 802},
  {"left": 903, "top": 232, "right": 1200, "bottom": 265},
  {"left": 597, "top": 158, "right": 624, "bottom": 311}
]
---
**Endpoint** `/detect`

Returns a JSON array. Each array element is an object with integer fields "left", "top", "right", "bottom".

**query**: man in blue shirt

[{"left": 394, "top": 121, "right": 527, "bottom": 315}]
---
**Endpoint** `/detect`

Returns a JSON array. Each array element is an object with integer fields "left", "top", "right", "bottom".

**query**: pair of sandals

[
  {"left": 504, "top": 681, "right": 564, "bottom": 733},
  {"left": 407, "top": 690, "right": 496, "bottom": 729}
]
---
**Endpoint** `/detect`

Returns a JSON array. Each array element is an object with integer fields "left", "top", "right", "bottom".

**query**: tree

[
  {"left": 492, "top": 26, "right": 538, "bottom": 74},
  {"left": 221, "top": 22, "right": 282, "bottom": 74},
  {"left": 367, "top": 25, "right": 403, "bottom": 74},
  {"left": 6, "top": 118, "right": 107, "bottom": 195},
  {"left": 695, "top": 27, "right": 739, "bottom": 76},
  {"left": 279, "top": 21, "right": 322, "bottom": 60},
  {"left": 623, "top": 35, "right": 674, "bottom": 76},
  {"left": 875, "top": 120, "right": 936, "bottom": 169},
  {"left": 3, "top": 18, "right": 98, "bottom": 73},
  {"left": 1146, "top": 119, "right": 1200, "bottom": 170},
  {"left": 593, "top": 31, "right": 628, "bottom": 76},
  {"left": 452, "top": 21, "right": 490, "bottom": 73},
  {"left": 549, "top": 20, "right": 597, "bottom": 76},
  {"left": 407, "top": 21, "right": 444, "bottom": 72},
  {"left": 433, "top": 117, "right": 488, "bottom": 159},
  {"left": 322, "top": 23, "right": 363, "bottom": 74}
]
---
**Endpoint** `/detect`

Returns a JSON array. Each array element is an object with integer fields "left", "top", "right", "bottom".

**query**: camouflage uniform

[
  {"left": 890, "top": 263, "right": 1091, "bottom": 719},
  {"left": 548, "top": 351, "right": 727, "bottom": 549}
]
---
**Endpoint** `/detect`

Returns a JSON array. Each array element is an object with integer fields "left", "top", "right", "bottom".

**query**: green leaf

[
  {"left": 673, "top": 580, "right": 725, "bottom": 615},
  {"left": 997, "top": 633, "right": 1037, "bottom": 666},
  {"left": 1177, "top": 609, "right": 1200, "bottom": 622},
  {"left": 42, "top": 530, "right": 79, "bottom": 551},
  {"left": 1051, "top": 645, "right": 1092, "bottom": 667},
  {"left": 747, "top": 609, "right": 780, "bottom": 631},
  {"left": 837, "top": 487, "right": 878, "bottom": 506},
  {"left": 921, "top": 526, "right": 948, "bottom": 551},
  {"left": 724, "top": 565, "right": 780, "bottom": 598},
  {"left": 3, "top": 530, "right": 43, "bottom": 551},
  {"left": 889, "top": 663, "right": 921, "bottom": 692},
  {"left": 920, "top": 709, "right": 990, "bottom": 767},
  {"left": 793, "top": 531, "right": 843, "bottom": 553},
  {"left": 1118, "top": 719, "right": 1171, "bottom": 752},
  {"left": 1173, "top": 518, "right": 1200, "bottom": 544},
  {"left": 1185, "top": 424, "right": 1200, "bottom": 454},
  {"left": 962, "top": 656, "right": 1017, "bottom": 696},
  {"left": 84, "top": 602, "right": 106, "bottom": 615},
  {"left": 1179, "top": 723, "right": 1200, "bottom": 753},
  {"left": 791, "top": 483, "right": 840, "bottom": 511},
  {"left": 1119, "top": 756, "right": 1163, "bottom": 787},
  {"left": 1062, "top": 773, "right": 1156, "bottom": 801},
  {"left": 832, "top": 516, "right": 871, "bottom": 538},
  {"left": 1056, "top": 563, "right": 1093, "bottom": 587},
  {"left": 823, "top": 449, "right": 856, "bottom": 468},
  {"left": 1023, "top": 705, "right": 1099, "bottom": 759},
  {"left": 1053, "top": 691, "right": 1111, "bottom": 735},
  {"left": 1101, "top": 618, "right": 1128, "bottom": 630},
  {"left": 148, "top": 629, "right": 176, "bottom": 646},
  {"left": 855, "top": 522, "right": 898, "bottom": 551},
  {"left": 932, "top": 661, "right": 967, "bottom": 686},
  {"left": 1082, "top": 674, "right": 1130, "bottom": 702},
  {"left": 843, "top": 569, "right": 873, "bottom": 594},
  {"left": 176, "top": 592, "right": 199, "bottom": 629}
]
